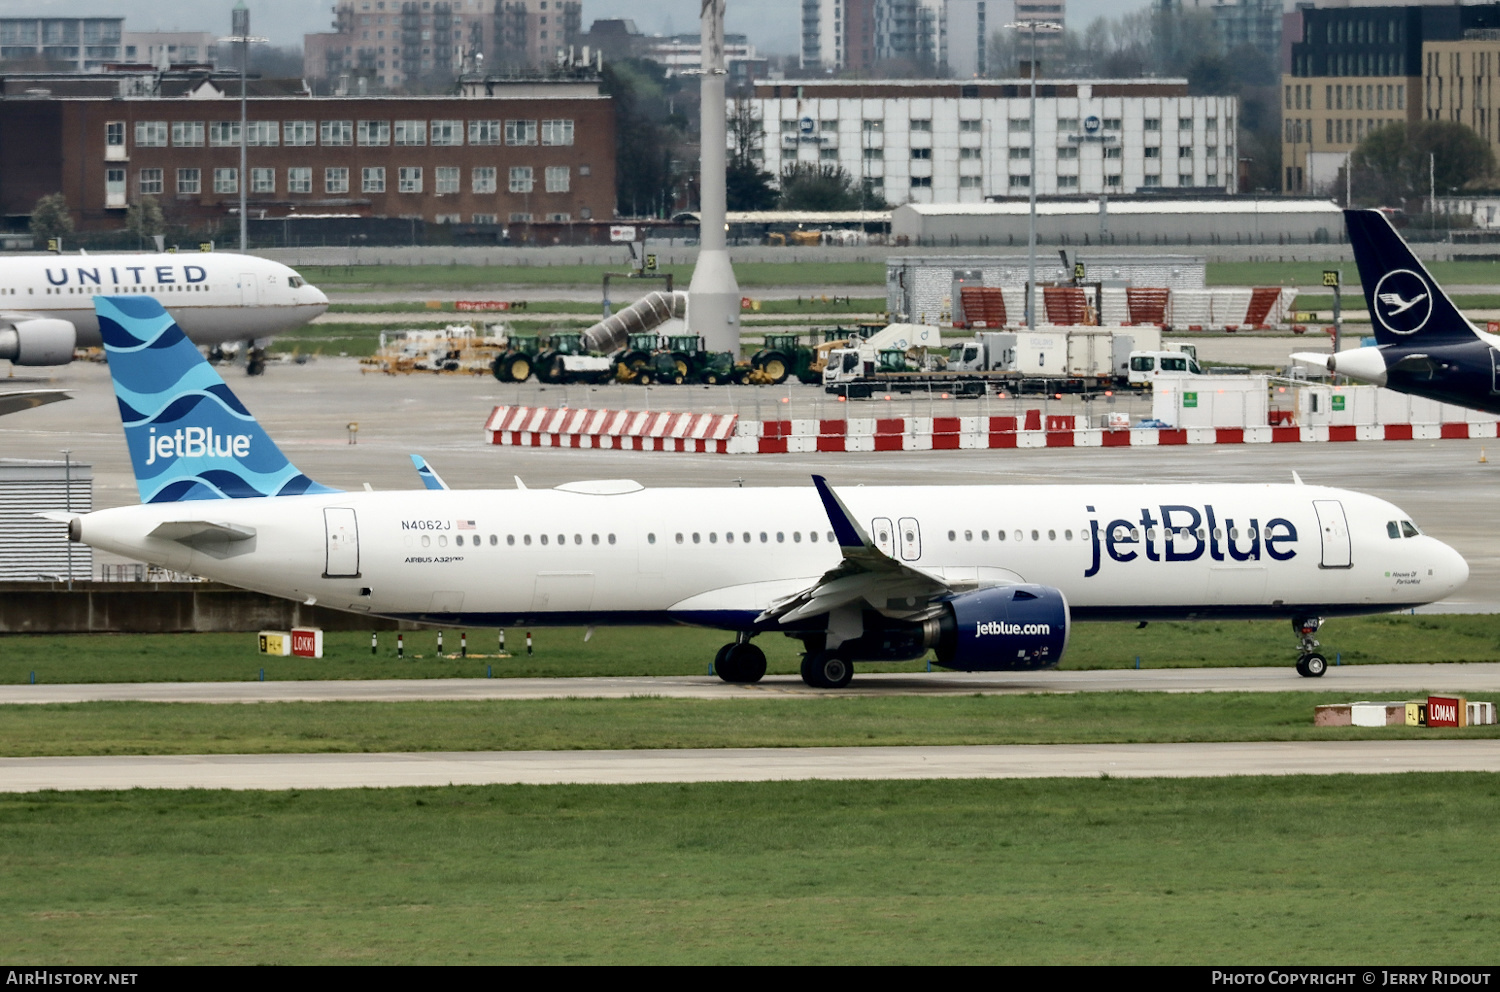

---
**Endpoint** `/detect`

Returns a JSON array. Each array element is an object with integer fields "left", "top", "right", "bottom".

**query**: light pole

[
  {"left": 221, "top": 2, "right": 266, "bottom": 252},
  {"left": 1007, "top": 19, "right": 1062, "bottom": 329},
  {"left": 60, "top": 449, "right": 72, "bottom": 590}
]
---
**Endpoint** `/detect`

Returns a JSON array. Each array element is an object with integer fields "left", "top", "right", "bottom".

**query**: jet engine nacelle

[
  {"left": 0, "top": 319, "right": 78, "bottom": 366},
  {"left": 934, "top": 584, "right": 1070, "bottom": 671}
]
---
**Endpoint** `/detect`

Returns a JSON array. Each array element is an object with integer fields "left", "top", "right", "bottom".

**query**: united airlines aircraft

[
  {"left": 60, "top": 297, "right": 1469, "bottom": 687},
  {"left": 1294, "top": 209, "right": 1500, "bottom": 412},
  {"left": 0, "top": 253, "right": 327, "bottom": 371}
]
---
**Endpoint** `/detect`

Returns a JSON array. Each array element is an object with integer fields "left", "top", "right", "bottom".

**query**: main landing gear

[
  {"left": 713, "top": 636, "right": 767, "bottom": 684},
  {"left": 800, "top": 650, "right": 853, "bottom": 689},
  {"left": 1294, "top": 617, "right": 1328, "bottom": 678}
]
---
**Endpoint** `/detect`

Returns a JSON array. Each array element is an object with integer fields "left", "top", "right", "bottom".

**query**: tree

[
  {"left": 126, "top": 197, "right": 165, "bottom": 241},
  {"left": 727, "top": 97, "right": 776, "bottom": 211},
  {"left": 28, "top": 193, "right": 72, "bottom": 242},
  {"left": 600, "top": 58, "right": 691, "bottom": 217},
  {"left": 1351, "top": 120, "right": 1496, "bottom": 208},
  {"left": 778, "top": 164, "right": 871, "bottom": 211}
]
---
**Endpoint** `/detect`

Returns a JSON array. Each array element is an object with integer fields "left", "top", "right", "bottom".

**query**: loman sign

[
  {"left": 1183, "top": 392, "right": 1198, "bottom": 408},
  {"left": 1426, "top": 695, "right": 1467, "bottom": 728},
  {"left": 1332, "top": 394, "right": 1346, "bottom": 411}
]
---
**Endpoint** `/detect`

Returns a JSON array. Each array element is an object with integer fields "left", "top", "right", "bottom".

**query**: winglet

[
  {"left": 410, "top": 454, "right": 450, "bottom": 491},
  {"left": 1292, "top": 470, "right": 1304, "bottom": 486},
  {"left": 812, "top": 475, "right": 869, "bottom": 550}
]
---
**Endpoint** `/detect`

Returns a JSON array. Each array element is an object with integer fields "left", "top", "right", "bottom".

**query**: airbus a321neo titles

[
  {"left": 0, "top": 252, "right": 328, "bottom": 373},
  {"left": 1293, "top": 208, "right": 1500, "bottom": 412},
  {"left": 60, "top": 296, "right": 1469, "bottom": 686}
]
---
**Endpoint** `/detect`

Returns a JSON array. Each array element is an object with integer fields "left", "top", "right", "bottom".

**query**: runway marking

[
  {"left": 4, "top": 663, "right": 1500, "bottom": 705},
  {"left": 1, "top": 741, "right": 1495, "bottom": 792}
]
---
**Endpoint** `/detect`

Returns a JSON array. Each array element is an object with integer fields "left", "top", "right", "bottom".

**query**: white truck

[{"left": 823, "top": 324, "right": 1164, "bottom": 398}]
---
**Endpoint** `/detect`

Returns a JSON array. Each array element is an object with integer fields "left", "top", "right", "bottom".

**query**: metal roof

[{"left": 894, "top": 199, "right": 1343, "bottom": 218}]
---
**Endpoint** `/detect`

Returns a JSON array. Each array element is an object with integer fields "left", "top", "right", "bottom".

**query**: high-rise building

[
  {"left": 0, "top": 18, "right": 123, "bottom": 72},
  {"left": 1158, "top": 0, "right": 1277, "bottom": 57},
  {"left": 122, "top": 32, "right": 220, "bottom": 69},
  {"left": 1280, "top": 2, "right": 1500, "bottom": 195},
  {"left": 801, "top": 0, "right": 978, "bottom": 74},
  {"left": 304, "top": 1, "right": 580, "bottom": 89}
]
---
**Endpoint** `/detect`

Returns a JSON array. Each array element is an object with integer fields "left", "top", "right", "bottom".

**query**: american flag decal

[{"left": 456, "top": 520, "right": 475, "bottom": 530}]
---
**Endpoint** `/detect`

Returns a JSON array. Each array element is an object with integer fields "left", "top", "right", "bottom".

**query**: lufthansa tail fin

[
  {"left": 1345, "top": 208, "right": 1477, "bottom": 347},
  {"left": 95, "top": 295, "right": 339, "bottom": 503}
]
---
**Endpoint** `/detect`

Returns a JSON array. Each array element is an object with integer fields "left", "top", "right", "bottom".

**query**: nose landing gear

[
  {"left": 713, "top": 636, "right": 767, "bottom": 684},
  {"left": 1294, "top": 617, "right": 1328, "bottom": 678}
]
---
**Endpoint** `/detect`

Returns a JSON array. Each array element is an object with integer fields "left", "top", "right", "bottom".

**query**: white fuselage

[
  {"left": 2, "top": 253, "right": 328, "bottom": 345},
  {"left": 74, "top": 482, "right": 1467, "bottom": 629}
]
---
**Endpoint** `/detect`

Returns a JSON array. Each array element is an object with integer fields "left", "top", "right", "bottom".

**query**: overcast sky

[{"left": 0, "top": 0, "right": 1149, "bottom": 55}]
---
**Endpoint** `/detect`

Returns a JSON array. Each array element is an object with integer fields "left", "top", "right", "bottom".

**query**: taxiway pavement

[
  {"left": 1, "top": 740, "right": 1494, "bottom": 792},
  {"left": 5, "top": 663, "right": 1500, "bottom": 704}
]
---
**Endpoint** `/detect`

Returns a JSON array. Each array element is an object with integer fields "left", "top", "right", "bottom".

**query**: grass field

[
  {"left": 3, "top": 692, "right": 1495, "bottom": 758},
  {"left": 4, "top": 774, "right": 1497, "bottom": 963},
  {"left": 1, "top": 614, "right": 1495, "bottom": 685},
  {"left": 325, "top": 297, "right": 885, "bottom": 316},
  {"left": 302, "top": 261, "right": 885, "bottom": 290}
]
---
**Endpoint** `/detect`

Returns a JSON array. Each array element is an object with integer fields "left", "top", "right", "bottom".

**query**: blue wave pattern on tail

[
  {"left": 95, "top": 295, "right": 339, "bottom": 503},
  {"left": 410, "top": 454, "right": 449, "bottom": 491}
]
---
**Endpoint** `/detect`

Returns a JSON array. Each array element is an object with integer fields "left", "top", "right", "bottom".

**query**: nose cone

[
  {"left": 1438, "top": 539, "right": 1470, "bottom": 598},
  {"left": 302, "top": 281, "right": 330, "bottom": 318}
]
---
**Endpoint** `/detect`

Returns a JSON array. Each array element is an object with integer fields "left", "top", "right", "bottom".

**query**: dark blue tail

[{"left": 1345, "top": 209, "right": 1478, "bottom": 347}]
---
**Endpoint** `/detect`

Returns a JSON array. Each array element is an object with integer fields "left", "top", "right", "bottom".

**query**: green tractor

[
  {"left": 660, "top": 334, "right": 742, "bottom": 384},
  {"left": 614, "top": 331, "right": 682, "bottom": 385},
  {"left": 491, "top": 332, "right": 540, "bottom": 382},
  {"left": 534, "top": 330, "right": 588, "bottom": 384},
  {"left": 751, "top": 332, "right": 833, "bottom": 385}
]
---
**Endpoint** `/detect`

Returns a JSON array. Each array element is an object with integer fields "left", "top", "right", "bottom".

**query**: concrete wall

[{"left": 0, "top": 582, "right": 412, "bottom": 634}]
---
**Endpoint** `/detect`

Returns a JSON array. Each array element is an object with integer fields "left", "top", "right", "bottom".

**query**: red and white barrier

[
  {"left": 486, "top": 405, "right": 1499, "bottom": 456},
  {"left": 485, "top": 406, "right": 739, "bottom": 453}
]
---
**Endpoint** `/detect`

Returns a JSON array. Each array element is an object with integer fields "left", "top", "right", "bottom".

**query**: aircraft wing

[
  {"left": 0, "top": 389, "right": 69, "bottom": 417},
  {"left": 0, "top": 310, "right": 52, "bottom": 325},
  {"left": 757, "top": 476, "right": 967, "bottom": 625}
]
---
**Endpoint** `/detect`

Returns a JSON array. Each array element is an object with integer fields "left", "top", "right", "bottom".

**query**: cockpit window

[
  {"left": 1387, "top": 521, "right": 1400, "bottom": 539},
  {"left": 1400, "top": 520, "right": 1420, "bottom": 538},
  {"left": 288, "top": 275, "right": 305, "bottom": 288}
]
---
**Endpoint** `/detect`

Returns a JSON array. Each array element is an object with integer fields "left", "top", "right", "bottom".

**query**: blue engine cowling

[{"left": 933, "top": 584, "right": 1070, "bottom": 672}]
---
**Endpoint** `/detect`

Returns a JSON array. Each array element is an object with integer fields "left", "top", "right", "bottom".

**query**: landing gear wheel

[
  {"left": 246, "top": 347, "right": 266, "bottom": 376},
  {"left": 1298, "top": 653, "right": 1327, "bottom": 678},
  {"left": 715, "top": 642, "right": 766, "bottom": 684},
  {"left": 800, "top": 650, "right": 852, "bottom": 689}
]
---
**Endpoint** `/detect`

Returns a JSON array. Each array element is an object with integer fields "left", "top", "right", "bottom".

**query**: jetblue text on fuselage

[
  {"left": 144, "top": 426, "right": 251, "bottom": 465},
  {"left": 1083, "top": 504, "right": 1298, "bottom": 578},
  {"left": 47, "top": 266, "right": 208, "bottom": 287}
]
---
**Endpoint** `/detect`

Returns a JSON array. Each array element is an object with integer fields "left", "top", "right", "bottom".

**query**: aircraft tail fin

[
  {"left": 94, "top": 295, "right": 339, "bottom": 503},
  {"left": 1345, "top": 209, "right": 1477, "bottom": 347}
]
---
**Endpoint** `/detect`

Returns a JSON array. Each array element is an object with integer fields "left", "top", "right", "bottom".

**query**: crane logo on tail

[{"left": 1372, "top": 270, "right": 1433, "bottom": 335}]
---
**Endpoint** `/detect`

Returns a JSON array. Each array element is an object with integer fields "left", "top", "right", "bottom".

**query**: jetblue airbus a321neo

[
  {"left": 56, "top": 296, "right": 1469, "bottom": 687},
  {"left": 1294, "top": 208, "right": 1500, "bottom": 413}
]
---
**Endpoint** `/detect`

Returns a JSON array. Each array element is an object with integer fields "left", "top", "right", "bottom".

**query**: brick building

[{"left": 0, "top": 81, "right": 615, "bottom": 234}]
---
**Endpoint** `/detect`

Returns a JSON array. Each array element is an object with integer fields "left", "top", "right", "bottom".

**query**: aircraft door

[
  {"left": 240, "top": 272, "right": 259, "bottom": 306},
  {"left": 1490, "top": 348, "right": 1500, "bottom": 393},
  {"left": 323, "top": 507, "right": 360, "bottom": 577},
  {"left": 872, "top": 517, "right": 895, "bottom": 557},
  {"left": 897, "top": 516, "right": 921, "bottom": 561},
  {"left": 1312, "top": 500, "right": 1352, "bottom": 569}
]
